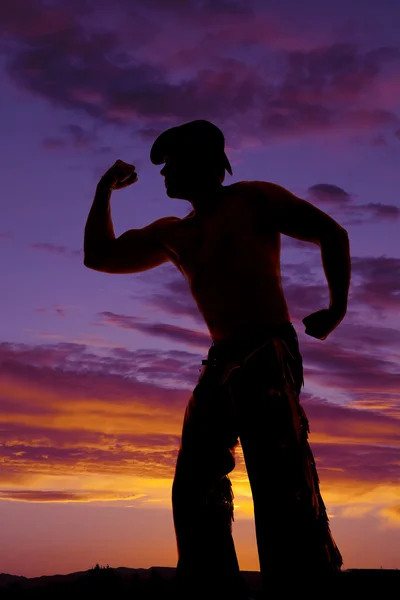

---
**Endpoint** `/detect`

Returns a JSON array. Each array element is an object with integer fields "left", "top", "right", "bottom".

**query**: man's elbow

[
  {"left": 84, "top": 258, "right": 98, "bottom": 271},
  {"left": 319, "top": 225, "right": 349, "bottom": 245},
  {"left": 83, "top": 257, "right": 95, "bottom": 270},
  {"left": 83, "top": 254, "right": 106, "bottom": 271},
  {"left": 83, "top": 244, "right": 111, "bottom": 271}
]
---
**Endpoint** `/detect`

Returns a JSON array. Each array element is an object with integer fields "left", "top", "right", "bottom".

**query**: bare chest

[{"left": 161, "top": 196, "right": 280, "bottom": 282}]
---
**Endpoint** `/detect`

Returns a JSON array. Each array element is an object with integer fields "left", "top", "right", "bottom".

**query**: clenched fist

[
  {"left": 99, "top": 159, "right": 138, "bottom": 190},
  {"left": 302, "top": 307, "right": 346, "bottom": 340}
]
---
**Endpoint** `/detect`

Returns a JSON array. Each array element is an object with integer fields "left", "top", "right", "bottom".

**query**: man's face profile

[{"left": 160, "top": 149, "right": 201, "bottom": 199}]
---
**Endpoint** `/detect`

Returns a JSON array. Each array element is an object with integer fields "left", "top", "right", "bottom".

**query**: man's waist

[{"left": 204, "top": 321, "right": 297, "bottom": 365}]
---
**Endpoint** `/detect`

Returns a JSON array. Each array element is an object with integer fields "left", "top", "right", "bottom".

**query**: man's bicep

[
  {"left": 94, "top": 219, "right": 173, "bottom": 274},
  {"left": 256, "top": 182, "right": 347, "bottom": 244}
]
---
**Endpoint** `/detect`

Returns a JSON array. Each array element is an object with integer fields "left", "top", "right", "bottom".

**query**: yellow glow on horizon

[{"left": 1, "top": 370, "right": 400, "bottom": 528}]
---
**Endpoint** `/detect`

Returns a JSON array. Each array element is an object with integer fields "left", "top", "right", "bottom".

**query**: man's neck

[{"left": 188, "top": 185, "right": 225, "bottom": 217}]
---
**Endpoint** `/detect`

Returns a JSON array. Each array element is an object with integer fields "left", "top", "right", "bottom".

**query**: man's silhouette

[{"left": 84, "top": 120, "right": 351, "bottom": 599}]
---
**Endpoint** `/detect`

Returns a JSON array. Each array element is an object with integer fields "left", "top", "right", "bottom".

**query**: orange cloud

[{"left": 0, "top": 339, "right": 399, "bottom": 528}]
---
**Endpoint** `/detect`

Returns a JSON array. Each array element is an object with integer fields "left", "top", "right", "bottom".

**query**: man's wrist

[
  {"left": 97, "top": 176, "right": 113, "bottom": 192},
  {"left": 329, "top": 303, "right": 347, "bottom": 318}
]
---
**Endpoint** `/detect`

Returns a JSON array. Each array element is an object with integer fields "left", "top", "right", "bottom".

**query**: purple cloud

[
  {"left": 371, "top": 134, "right": 388, "bottom": 146},
  {"left": 307, "top": 183, "right": 399, "bottom": 224},
  {"left": 308, "top": 184, "right": 354, "bottom": 205},
  {"left": 42, "top": 123, "right": 98, "bottom": 151},
  {"left": 129, "top": 248, "right": 400, "bottom": 345},
  {"left": 350, "top": 256, "right": 400, "bottom": 313},
  {"left": 99, "top": 311, "right": 211, "bottom": 348},
  {"left": 362, "top": 203, "right": 400, "bottom": 219},
  {"left": 30, "top": 242, "right": 82, "bottom": 258},
  {"left": 2, "top": 2, "right": 399, "bottom": 145},
  {"left": 140, "top": 278, "right": 205, "bottom": 324}
]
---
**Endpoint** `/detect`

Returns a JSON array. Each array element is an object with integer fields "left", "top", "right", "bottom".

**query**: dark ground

[{"left": 0, "top": 565, "right": 399, "bottom": 599}]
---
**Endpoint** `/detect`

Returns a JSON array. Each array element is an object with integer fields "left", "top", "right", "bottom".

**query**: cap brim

[
  {"left": 223, "top": 153, "right": 233, "bottom": 176},
  {"left": 150, "top": 128, "right": 179, "bottom": 166},
  {"left": 150, "top": 126, "right": 233, "bottom": 176}
]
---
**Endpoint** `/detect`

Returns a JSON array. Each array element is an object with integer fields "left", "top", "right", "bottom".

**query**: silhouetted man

[{"left": 84, "top": 120, "right": 350, "bottom": 599}]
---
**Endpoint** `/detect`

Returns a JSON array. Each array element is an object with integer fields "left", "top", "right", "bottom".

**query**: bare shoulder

[
  {"left": 224, "top": 180, "right": 288, "bottom": 205},
  {"left": 137, "top": 214, "right": 182, "bottom": 243},
  {"left": 148, "top": 215, "right": 182, "bottom": 231},
  {"left": 231, "top": 179, "right": 294, "bottom": 199},
  {"left": 237, "top": 180, "right": 348, "bottom": 243}
]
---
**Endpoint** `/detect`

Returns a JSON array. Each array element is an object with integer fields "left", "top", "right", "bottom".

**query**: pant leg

[
  {"left": 172, "top": 363, "right": 249, "bottom": 599},
  {"left": 229, "top": 334, "right": 342, "bottom": 591}
]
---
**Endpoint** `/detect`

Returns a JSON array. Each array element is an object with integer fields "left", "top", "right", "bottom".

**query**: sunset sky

[{"left": 1, "top": 0, "right": 400, "bottom": 578}]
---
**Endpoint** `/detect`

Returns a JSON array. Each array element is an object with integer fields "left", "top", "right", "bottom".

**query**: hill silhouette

[{"left": 0, "top": 565, "right": 399, "bottom": 598}]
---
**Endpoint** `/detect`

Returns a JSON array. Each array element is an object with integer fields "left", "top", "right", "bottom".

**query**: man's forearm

[
  {"left": 320, "top": 230, "right": 351, "bottom": 316},
  {"left": 84, "top": 179, "right": 115, "bottom": 267}
]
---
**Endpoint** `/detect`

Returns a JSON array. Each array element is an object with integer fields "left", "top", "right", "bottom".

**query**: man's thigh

[
  {"left": 231, "top": 340, "right": 306, "bottom": 488},
  {"left": 179, "top": 366, "right": 240, "bottom": 480}
]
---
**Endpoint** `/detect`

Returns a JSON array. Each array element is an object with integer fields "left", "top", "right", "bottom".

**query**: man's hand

[
  {"left": 302, "top": 307, "right": 346, "bottom": 340},
  {"left": 99, "top": 159, "right": 138, "bottom": 190}
]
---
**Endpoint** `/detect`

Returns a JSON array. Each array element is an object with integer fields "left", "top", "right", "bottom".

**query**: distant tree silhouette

[
  {"left": 90, "top": 562, "right": 111, "bottom": 571},
  {"left": 87, "top": 563, "right": 122, "bottom": 595}
]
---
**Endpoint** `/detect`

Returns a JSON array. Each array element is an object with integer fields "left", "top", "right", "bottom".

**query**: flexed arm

[
  {"left": 84, "top": 159, "right": 138, "bottom": 268},
  {"left": 250, "top": 181, "right": 351, "bottom": 339},
  {"left": 84, "top": 159, "right": 175, "bottom": 274}
]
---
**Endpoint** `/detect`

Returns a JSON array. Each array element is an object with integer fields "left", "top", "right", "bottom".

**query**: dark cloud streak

[
  {"left": 1, "top": 2, "right": 399, "bottom": 145},
  {"left": 99, "top": 311, "right": 210, "bottom": 348}
]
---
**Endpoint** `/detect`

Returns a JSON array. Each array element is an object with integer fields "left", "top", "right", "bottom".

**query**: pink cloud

[
  {"left": 0, "top": 337, "right": 400, "bottom": 499},
  {"left": 0, "top": 490, "right": 143, "bottom": 503},
  {"left": 0, "top": 340, "right": 202, "bottom": 391},
  {"left": 303, "top": 393, "right": 400, "bottom": 446},
  {"left": 35, "top": 305, "right": 69, "bottom": 318}
]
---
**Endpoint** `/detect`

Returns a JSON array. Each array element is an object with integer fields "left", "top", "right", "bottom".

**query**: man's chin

[{"left": 166, "top": 187, "right": 186, "bottom": 200}]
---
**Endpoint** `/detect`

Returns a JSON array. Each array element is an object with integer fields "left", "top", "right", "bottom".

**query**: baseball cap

[{"left": 150, "top": 119, "right": 233, "bottom": 176}]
